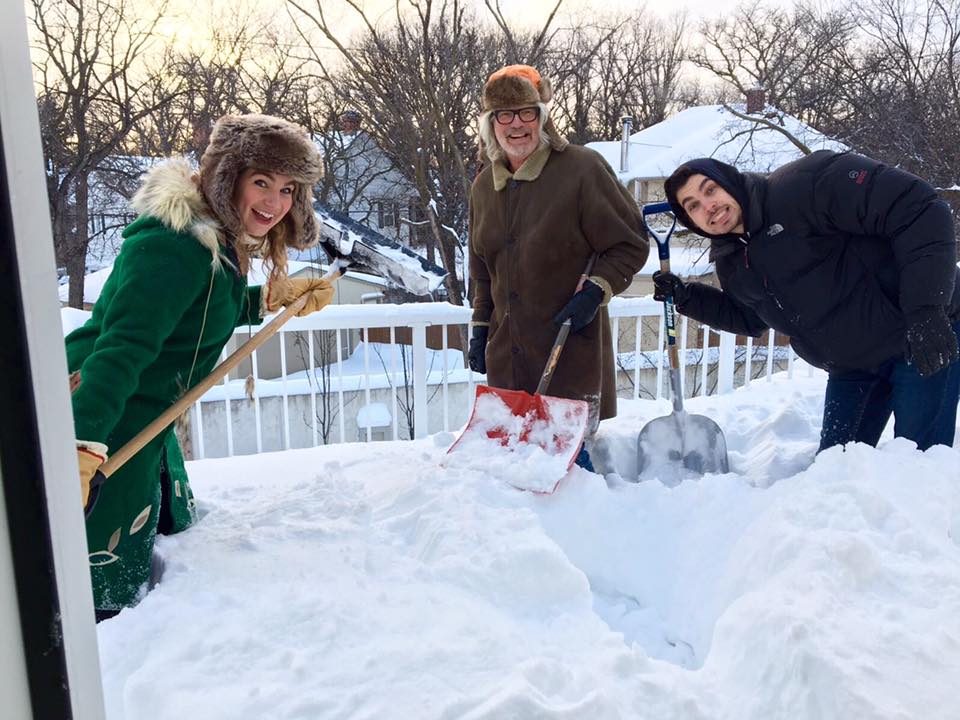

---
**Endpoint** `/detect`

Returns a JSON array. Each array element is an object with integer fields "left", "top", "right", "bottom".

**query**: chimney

[
  {"left": 745, "top": 86, "right": 766, "bottom": 114},
  {"left": 619, "top": 116, "right": 633, "bottom": 173},
  {"left": 339, "top": 110, "right": 361, "bottom": 134}
]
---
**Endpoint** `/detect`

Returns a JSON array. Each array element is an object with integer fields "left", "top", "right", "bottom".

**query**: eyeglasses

[{"left": 492, "top": 107, "right": 540, "bottom": 125}]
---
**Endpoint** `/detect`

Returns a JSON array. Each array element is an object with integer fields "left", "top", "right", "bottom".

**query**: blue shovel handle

[{"left": 642, "top": 202, "right": 680, "bottom": 352}]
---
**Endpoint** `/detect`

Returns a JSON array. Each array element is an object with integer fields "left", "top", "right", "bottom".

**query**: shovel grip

[
  {"left": 643, "top": 202, "right": 681, "bottom": 371},
  {"left": 84, "top": 468, "right": 107, "bottom": 519}
]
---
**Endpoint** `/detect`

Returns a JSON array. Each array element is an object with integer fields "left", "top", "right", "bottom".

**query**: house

[
  {"left": 586, "top": 89, "right": 848, "bottom": 297},
  {"left": 307, "top": 200, "right": 448, "bottom": 301},
  {"left": 586, "top": 91, "right": 848, "bottom": 207},
  {"left": 320, "top": 111, "right": 431, "bottom": 255}
]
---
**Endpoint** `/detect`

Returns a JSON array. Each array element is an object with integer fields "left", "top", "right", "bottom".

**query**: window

[{"left": 377, "top": 200, "right": 399, "bottom": 228}]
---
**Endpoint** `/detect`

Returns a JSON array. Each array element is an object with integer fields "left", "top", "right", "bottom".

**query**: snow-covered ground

[{"left": 97, "top": 363, "right": 960, "bottom": 720}]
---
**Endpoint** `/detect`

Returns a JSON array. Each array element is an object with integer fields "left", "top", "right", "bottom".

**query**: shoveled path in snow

[{"left": 98, "top": 366, "right": 960, "bottom": 720}]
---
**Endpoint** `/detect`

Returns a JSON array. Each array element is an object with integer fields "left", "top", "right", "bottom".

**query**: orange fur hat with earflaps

[{"left": 479, "top": 64, "right": 568, "bottom": 160}]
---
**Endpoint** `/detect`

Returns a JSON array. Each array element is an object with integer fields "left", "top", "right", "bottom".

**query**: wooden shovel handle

[{"left": 98, "top": 291, "right": 310, "bottom": 479}]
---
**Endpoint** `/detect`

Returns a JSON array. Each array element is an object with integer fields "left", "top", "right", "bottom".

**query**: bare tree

[
  {"left": 545, "top": 10, "right": 689, "bottom": 143},
  {"left": 30, "top": 0, "right": 180, "bottom": 306},
  {"left": 132, "top": 10, "right": 299, "bottom": 159},
  {"left": 285, "top": 0, "right": 564, "bottom": 309},
  {"left": 842, "top": 0, "right": 960, "bottom": 186},
  {"left": 690, "top": 0, "right": 856, "bottom": 130},
  {"left": 291, "top": 330, "right": 357, "bottom": 444},
  {"left": 484, "top": 0, "right": 563, "bottom": 66}
]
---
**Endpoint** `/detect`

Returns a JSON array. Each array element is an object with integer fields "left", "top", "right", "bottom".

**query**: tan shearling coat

[{"left": 469, "top": 144, "right": 649, "bottom": 421}]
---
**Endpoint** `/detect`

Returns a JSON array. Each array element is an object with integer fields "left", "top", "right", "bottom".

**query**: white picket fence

[{"left": 187, "top": 297, "right": 798, "bottom": 459}]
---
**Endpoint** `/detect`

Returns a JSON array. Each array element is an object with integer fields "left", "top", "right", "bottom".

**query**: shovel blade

[
  {"left": 636, "top": 411, "right": 729, "bottom": 486},
  {"left": 445, "top": 385, "right": 589, "bottom": 493}
]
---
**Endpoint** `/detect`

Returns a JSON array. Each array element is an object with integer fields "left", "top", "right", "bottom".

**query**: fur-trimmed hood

[{"left": 131, "top": 158, "right": 225, "bottom": 264}]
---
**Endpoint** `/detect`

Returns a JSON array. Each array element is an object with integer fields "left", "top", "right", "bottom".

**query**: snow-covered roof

[
  {"left": 245, "top": 259, "right": 321, "bottom": 286},
  {"left": 60, "top": 306, "right": 93, "bottom": 335},
  {"left": 313, "top": 202, "right": 447, "bottom": 296},
  {"left": 587, "top": 104, "right": 848, "bottom": 184},
  {"left": 59, "top": 266, "right": 114, "bottom": 305}
]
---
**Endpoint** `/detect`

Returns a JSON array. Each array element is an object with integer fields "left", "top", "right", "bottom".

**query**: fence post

[
  {"left": 718, "top": 329, "right": 736, "bottom": 394},
  {"left": 412, "top": 324, "right": 429, "bottom": 438}
]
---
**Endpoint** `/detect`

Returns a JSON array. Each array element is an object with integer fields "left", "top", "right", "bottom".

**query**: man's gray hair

[{"left": 477, "top": 102, "right": 551, "bottom": 164}]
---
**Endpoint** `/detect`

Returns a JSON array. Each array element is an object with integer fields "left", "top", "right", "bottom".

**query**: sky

[
  {"left": 315, "top": 0, "right": 785, "bottom": 24},
  {"left": 93, "top": 360, "right": 960, "bottom": 719},
  {"left": 158, "top": 0, "right": 790, "bottom": 56}
]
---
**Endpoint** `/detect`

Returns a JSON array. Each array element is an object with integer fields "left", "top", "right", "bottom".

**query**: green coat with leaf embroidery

[{"left": 65, "top": 159, "right": 263, "bottom": 611}]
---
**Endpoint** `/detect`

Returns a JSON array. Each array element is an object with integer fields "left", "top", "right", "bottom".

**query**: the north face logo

[{"left": 848, "top": 169, "right": 868, "bottom": 185}]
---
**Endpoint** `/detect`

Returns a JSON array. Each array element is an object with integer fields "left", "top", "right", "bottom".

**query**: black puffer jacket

[{"left": 672, "top": 151, "right": 960, "bottom": 373}]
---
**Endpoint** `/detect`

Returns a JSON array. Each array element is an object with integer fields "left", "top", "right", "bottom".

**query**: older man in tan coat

[{"left": 468, "top": 64, "right": 649, "bottom": 471}]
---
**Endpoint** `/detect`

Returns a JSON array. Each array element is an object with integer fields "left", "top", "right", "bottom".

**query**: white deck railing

[{"left": 187, "top": 298, "right": 798, "bottom": 459}]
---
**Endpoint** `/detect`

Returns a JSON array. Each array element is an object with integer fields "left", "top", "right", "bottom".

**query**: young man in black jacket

[{"left": 655, "top": 150, "right": 960, "bottom": 452}]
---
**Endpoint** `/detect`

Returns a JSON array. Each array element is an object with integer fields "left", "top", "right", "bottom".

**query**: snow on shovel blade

[
  {"left": 444, "top": 385, "right": 589, "bottom": 493},
  {"left": 636, "top": 411, "right": 729, "bottom": 487}
]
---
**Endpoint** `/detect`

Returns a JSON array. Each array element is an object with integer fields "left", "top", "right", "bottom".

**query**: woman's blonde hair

[{"left": 231, "top": 220, "right": 291, "bottom": 285}]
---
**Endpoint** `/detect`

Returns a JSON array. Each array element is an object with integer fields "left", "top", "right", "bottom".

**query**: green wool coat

[
  {"left": 66, "top": 159, "right": 263, "bottom": 610},
  {"left": 469, "top": 144, "right": 649, "bottom": 423}
]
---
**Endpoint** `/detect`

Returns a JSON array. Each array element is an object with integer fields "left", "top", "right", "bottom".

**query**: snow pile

[{"left": 97, "top": 365, "right": 960, "bottom": 720}]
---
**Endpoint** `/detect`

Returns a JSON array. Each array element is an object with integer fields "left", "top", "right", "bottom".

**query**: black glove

[
  {"left": 468, "top": 326, "right": 489, "bottom": 373},
  {"left": 552, "top": 279, "right": 604, "bottom": 333},
  {"left": 905, "top": 305, "right": 959, "bottom": 378},
  {"left": 652, "top": 270, "right": 692, "bottom": 307}
]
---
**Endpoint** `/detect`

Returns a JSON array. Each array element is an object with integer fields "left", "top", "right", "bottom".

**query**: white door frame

[{"left": 0, "top": 3, "right": 106, "bottom": 718}]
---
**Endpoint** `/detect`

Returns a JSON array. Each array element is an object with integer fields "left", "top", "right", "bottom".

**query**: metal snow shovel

[
  {"left": 636, "top": 202, "right": 729, "bottom": 485},
  {"left": 445, "top": 257, "right": 597, "bottom": 493},
  {"left": 83, "top": 274, "right": 332, "bottom": 519}
]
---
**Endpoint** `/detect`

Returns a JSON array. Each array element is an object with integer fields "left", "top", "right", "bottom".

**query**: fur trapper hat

[
  {"left": 200, "top": 114, "right": 322, "bottom": 249},
  {"left": 479, "top": 64, "right": 567, "bottom": 160}
]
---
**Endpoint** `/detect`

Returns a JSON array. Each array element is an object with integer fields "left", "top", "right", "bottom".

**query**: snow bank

[{"left": 97, "top": 365, "right": 960, "bottom": 720}]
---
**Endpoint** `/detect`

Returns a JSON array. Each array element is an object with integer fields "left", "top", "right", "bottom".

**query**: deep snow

[{"left": 97, "top": 363, "right": 960, "bottom": 720}]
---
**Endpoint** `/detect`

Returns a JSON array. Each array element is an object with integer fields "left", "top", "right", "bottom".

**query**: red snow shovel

[
  {"left": 445, "top": 258, "right": 596, "bottom": 493},
  {"left": 636, "top": 203, "right": 729, "bottom": 485}
]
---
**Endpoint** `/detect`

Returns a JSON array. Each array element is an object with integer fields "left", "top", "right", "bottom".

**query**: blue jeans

[
  {"left": 818, "top": 322, "right": 960, "bottom": 452},
  {"left": 574, "top": 445, "right": 595, "bottom": 472}
]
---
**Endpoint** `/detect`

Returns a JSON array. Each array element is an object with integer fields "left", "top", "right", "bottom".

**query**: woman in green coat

[{"left": 67, "top": 114, "right": 335, "bottom": 619}]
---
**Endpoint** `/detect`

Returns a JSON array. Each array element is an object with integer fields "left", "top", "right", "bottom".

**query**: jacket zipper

[{"left": 741, "top": 232, "right": 792, "bottom": 324}]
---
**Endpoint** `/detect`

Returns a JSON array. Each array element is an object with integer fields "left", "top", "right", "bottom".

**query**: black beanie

[{"left": 664, "top": 158, "right": 749, "bottom": 238}]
